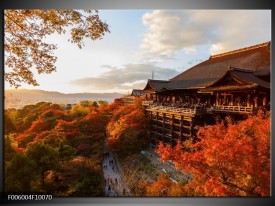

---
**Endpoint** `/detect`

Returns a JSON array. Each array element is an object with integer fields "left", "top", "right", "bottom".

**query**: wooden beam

[{"left": 263, "top": 96, "right": 267, "bottom": 106}]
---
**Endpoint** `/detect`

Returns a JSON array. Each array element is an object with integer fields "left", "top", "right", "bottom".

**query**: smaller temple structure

[
  {"left": 131, "top": 89, "right": 143, "bottom": 97},
  {"left": 121, "top": 89, "right": 144, "bottom": 105},
  {"left": 142, "top": 80, "right": 169, "bottom": 106}
]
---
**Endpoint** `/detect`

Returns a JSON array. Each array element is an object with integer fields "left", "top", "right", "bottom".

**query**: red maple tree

[{"left": 156, "top": 111, "right": 270, "bottom": 196}]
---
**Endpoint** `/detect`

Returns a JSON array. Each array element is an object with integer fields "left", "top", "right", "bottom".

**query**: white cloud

[
  {"left": 70, "top": 64, "right": 178, "bottom": 93},
  {"left": 140, "top": 10, "right": 271, "bottom": 61}
]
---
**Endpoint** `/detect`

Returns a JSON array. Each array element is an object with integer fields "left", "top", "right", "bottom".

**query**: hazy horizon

[
  {"left": 4, "top": 88, "right": 124, "bottom": 95},
  {"left": 4, "top": 88, "right": 124, "bottom": 109}
]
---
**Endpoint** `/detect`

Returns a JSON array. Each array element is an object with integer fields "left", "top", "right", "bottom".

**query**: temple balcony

[
  {"left": 146, "top": 105, "right": 206, "bottom": 116},
  {"left": 142, "top": 100, "right": 154, "bottom": 106},
  {"left": 146, "top": 104, "right": 256, "bottom": 116},
  {"left": 212, "top": 105, "right": 254, "bottom": 114}
]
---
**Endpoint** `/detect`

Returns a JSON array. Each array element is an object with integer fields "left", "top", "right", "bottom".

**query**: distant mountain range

[{"left": 4, "top": 89, "right": 123, "bottom": 109}]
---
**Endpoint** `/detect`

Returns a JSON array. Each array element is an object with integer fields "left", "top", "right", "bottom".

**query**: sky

[{"left": 5, "top": 10, "right": 271, "bottom": 94}]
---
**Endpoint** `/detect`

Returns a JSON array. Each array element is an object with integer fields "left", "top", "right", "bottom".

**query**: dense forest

[
  {"left": 4, "top": 98, "right": 270, "bottom": 196},
  {"left": 5, "top": 100, "right": 109, "bottom": 195},
  {"left": 4, "top": 98, "right": 148, "bottom": 196}
]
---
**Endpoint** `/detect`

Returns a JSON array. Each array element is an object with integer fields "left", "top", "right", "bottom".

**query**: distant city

[{"left": 4, "top": 89, "right": 123, "bottom": 109}]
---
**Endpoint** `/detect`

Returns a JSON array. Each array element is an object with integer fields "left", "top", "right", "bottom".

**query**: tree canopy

[
  {"left": 106, "top": 104, "right": 149, "bottom": 157},
  {"left": 4, "top": 10, "right": 110, "bottom": 88},
  {"left": 4, "top": 101, "right": 110, "bottom": 194},
  {"left": 156, "top": 111, "right": 270, "bottom": 196}
]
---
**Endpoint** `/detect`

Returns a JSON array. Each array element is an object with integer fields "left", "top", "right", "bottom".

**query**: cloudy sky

[{"left": 5, "top": 10, "right": 271, "bottom": 94}]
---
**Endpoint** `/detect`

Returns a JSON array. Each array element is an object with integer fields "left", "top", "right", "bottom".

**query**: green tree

[
  {"left": 26, "top": 142, "right": 59, "bottom": 190},
  {"left": 92, "top": 101, "right": 99, "bottom": 108},
  {"left": 4, "top": 10, "right": 110, "bottom": 88},
  {"left": 5, "top": 153, "right": 36, "bottom": 192},
  {"left": 98, "top": 100, "right": 108, "bottom": 106},
  {"left": 80, "top": 100, "right": 93, "bottom": 107},
  {"left": 4, "top": 134, "right": 18, "bottom": 162},
  {"left": 59, "top": 142, "right": 77, "bottom": 163},
  {"left": 4, "top": 112, "right": 16, "bottom": 134},
  {"left": 70, "top": 104, "right": 90, "bottom": 117},
  {"left": 111, "top": 128, "right": 148, "bottom": 157},
  {"left": 74, "top": 172, "right": 104, "bottom": 196}
]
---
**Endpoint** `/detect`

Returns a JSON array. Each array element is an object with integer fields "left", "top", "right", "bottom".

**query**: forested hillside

[
  {"left": 5, "top": 100, "right": 111, "bottom": 195},
  {"left": 4, "top": 98, "right": 148, "bottom": 196},
  {"left": 4, "top": 99, "right": 270, "bottom": 196}
]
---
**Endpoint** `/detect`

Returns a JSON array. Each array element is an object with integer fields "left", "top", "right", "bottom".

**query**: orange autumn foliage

[
  {"left": 156, "top": 111, "right": 270, "bottom": 196},
  {"left": 106, "top": 105, "right": 148, "bottom": 155},
  {"left": 107, "top": 108, "right": 146, "bottom": 139},
  {"left": 26, "top": 119, "right": 48, "bottom": 133},
  {"left": 145, "top": 174, "right": 172, "bottom": 196},
  {"left": 40, "top": 109, "right": 65, "bottom": 120},
  {"left": 83, "top": 111, "right": 98, "bottom": 122},
  {"left": 81, "top": 111, "right": 109, "bottom": 134},
  {"left": 108, "top": 98, "right": 124, "bottom": 111}
]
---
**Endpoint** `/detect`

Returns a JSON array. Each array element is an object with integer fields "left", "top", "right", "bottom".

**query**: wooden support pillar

[
  {"left": 231, "top": 94, "right": 234, "bottom": 106},
  {"left": 247, "top": 94, "right": 251, "bottom": 107},
  {"left": 208, "top": 96, "right": 211, "bottom": 104},
  {"left": 216, "top": 93, "right": 219, "bottom": 105},
  {"left": 180, "top": 116, "right": 183, "bottom": 141},
  {"left": 254, "top": 96, "right": 258, "bottom": 108},
  {"left": 162, "top": 113, "right": 165, "bottom": 141},
  {"left": 149, "top": 111, "right": 152, "bottom": 148},
  {"left": 190, "top": 118, "right": 194, "bottom": 138},
  {"left": 263, "top": 96, "right": 267, "bottom": 106},
  {"left": 172, "top": 96, "right": 175, "bottom": 103},
  {"left": 171, "top": 114, "right": 174, "bottom": 145}
]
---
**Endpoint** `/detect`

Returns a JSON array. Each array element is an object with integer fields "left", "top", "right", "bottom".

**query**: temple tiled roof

[{"left": 142, "top": 41, "right": 270, "bottom": 92}]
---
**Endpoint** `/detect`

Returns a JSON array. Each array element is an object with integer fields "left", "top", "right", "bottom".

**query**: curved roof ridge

[
  {"left": 148, "top": 79, "right": 169, "bottom": 82},
  {"left": 209, "top": 41, "right": 270, "bottom": 59}
]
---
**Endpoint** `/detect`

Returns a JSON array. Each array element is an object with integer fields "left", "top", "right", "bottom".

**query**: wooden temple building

[
  {"left": 121, "top": 89, "right": 143, "bottom": 105},
  {"left": 141, "top": 42, "right": 271, "bottom": 148}
]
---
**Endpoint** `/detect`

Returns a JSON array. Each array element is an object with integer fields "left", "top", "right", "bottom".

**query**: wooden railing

[
  {"left": 142, "top": 100, "right": 154, "bottom": 106},
  {"left": 147, "top": 105, "right": 203, "bottom": 115},
  {"left": 146, "top": 104, "right": 254, "bottom": 115},
  {"left": 213, "top": 105, "right": 253, "bottom": 113}
]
